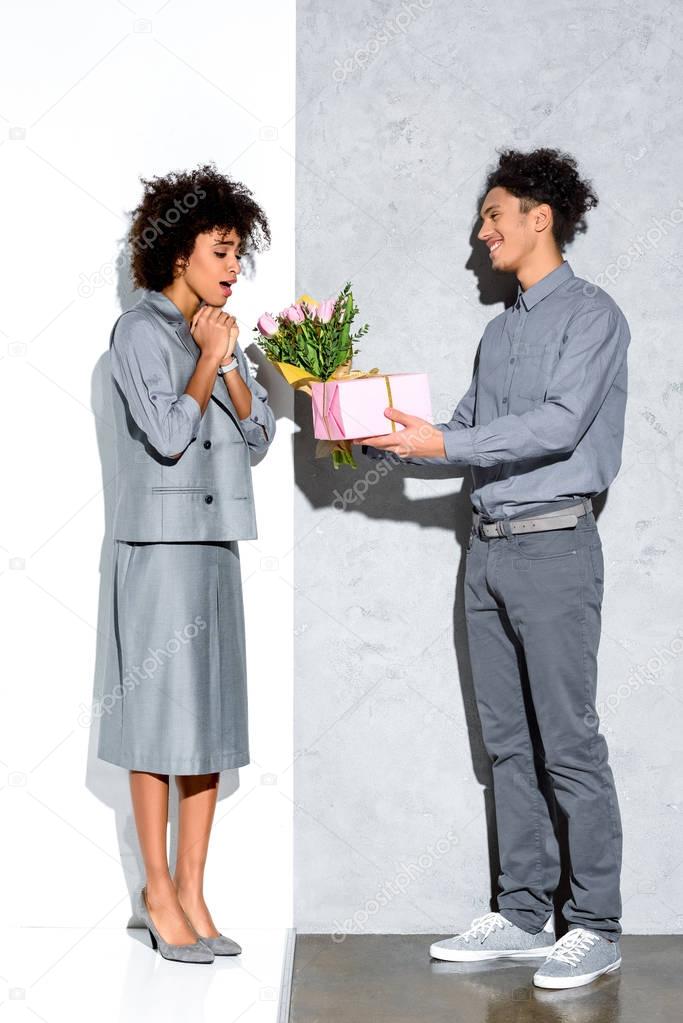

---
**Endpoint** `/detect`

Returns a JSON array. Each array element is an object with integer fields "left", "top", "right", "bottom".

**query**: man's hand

[{"left": 353, "top": 408, "right": 446, "bottom": 458}]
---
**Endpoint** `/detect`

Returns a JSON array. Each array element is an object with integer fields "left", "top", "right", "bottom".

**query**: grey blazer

[{"left": 108, "top": 289, "right": 276, "bottom": 542}]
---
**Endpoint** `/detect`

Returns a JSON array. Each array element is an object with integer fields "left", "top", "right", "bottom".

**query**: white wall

[{"left": 0, "top": 0, "right": 295, "bottom": 934}]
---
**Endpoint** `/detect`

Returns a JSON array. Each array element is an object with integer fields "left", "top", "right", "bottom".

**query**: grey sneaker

[
  {"left": 430, "top": 911, "right": 555, "bottom": 962},
  {"left": 533, "top": 927, "right": 621, "bottom": 989}
]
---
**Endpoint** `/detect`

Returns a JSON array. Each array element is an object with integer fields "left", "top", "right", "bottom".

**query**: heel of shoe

[{"left": 147, "top": 926, "right": 158, "bottom": 950}]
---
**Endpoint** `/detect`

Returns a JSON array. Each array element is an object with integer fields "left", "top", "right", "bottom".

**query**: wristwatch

[{"left": 217, "top": 357, "right": 239, "bottom": 375}]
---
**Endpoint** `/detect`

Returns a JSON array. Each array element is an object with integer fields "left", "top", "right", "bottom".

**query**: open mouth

[
  {"left": 219, "top": 280, "right": 235, "bottom": 297},
  {"left": 487, "top": 239, "right": 503, "bottom": 256}
]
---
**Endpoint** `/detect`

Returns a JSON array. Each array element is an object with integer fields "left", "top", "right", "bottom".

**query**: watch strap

[{"left": 217, "top": 357, "right": 239, "bottom": 375}]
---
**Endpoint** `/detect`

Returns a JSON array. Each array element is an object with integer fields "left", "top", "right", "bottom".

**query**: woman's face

[{"left": 181, "top": 227, "right": 243, "bottom": 308}]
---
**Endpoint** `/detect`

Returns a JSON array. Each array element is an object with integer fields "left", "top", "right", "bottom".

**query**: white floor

[{"left": 0, "top": 925, "right": 291, "bottom": 1022}]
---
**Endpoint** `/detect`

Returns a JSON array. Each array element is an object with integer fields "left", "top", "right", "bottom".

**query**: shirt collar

[
  {"left": 516, "top": 260, "right": 574, "bottom": 311},
  {"left": 143, "top": 289, "right": 187, "bottom": 324}
]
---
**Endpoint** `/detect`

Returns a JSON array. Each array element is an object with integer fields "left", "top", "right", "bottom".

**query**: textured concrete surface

[
  {"left": 294, "top": 0, "right": 683, "bottom": 933},
  {"left": 289, "top": 934, "right": 683, "bottom": 1022}
]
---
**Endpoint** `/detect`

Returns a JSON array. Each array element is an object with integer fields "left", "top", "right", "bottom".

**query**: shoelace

[
  {"left": 460, "top": 912, "right": 508, "bottom": 942},
  {"left": 546, "top": 928, "right": 599, "bottom": 965}
]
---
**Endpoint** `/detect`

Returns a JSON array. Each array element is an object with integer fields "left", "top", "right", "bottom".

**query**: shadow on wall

[
  {"left": 292, "top": 216, "right": 609, "bottom": 934},
  {"left": 465, "top": 196, "right": 519, "bottom": 310}
]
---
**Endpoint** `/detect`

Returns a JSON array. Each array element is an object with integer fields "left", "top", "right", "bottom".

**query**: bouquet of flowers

[{"left": 254, "top": 282, "right": 371, "bottom": 468}]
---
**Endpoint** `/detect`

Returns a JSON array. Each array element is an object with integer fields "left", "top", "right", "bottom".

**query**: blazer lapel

[
  {"left": 180, "top": 330, "right": 246, "bottom": 429},
  {"left": 139, "top": 294, "right": 243, "bottom": 427},
  {"left": 210, "top": 378, "right": 246, "bottom": 438},
  {"left": 169, "top": 317, "right": 245, "bottom": 437},
  {"left": 173, "top": 324, "right": 199, "bottom": 361}
]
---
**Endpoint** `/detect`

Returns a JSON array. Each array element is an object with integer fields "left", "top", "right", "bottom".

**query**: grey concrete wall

[{"left": 294, "top": 0, "right": 683, "bottom": 934}]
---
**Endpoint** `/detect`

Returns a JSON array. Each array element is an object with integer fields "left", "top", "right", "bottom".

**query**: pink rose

[
  {"left": 284, "top": 304, "right": 305, "bottom": 323},
  {"left": 315, "top": 298, "right": 335, "bottom": 323},
  {"left": 257, "top": 313, "right": 279, "bottom": 338}
]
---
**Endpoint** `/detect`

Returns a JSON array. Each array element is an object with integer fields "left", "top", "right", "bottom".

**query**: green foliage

[{"left": 254, "top": 282, "right": 369, "bottom": 380}]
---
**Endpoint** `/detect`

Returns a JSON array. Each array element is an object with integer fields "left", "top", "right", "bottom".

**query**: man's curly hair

[
  {"left": 483, "top": 148, "right": 598, "bottom": 248},
  {"left": 126, "top": 162, "right": 271, "bottom": 291}
]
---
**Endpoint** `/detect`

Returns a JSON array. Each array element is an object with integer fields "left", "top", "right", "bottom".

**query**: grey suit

[
  {"left": 109, "top": 288, "right": 276, "bottom": 541},
  {"left": 97, "top": 289, "right": 275, "bottom": 774}
]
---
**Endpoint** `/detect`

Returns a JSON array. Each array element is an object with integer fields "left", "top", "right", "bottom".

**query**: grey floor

[{"left": 288, "top": 934, "right": 682, "bottom": 1022}]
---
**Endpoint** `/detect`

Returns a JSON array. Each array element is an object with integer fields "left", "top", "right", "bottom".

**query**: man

[{"left": 356, "top": 148, "right": 629, "bottom": 990}]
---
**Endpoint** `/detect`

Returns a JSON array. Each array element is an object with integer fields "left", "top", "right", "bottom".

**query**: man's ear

[{"left": 533, "top": 203, "right": 554, "bottom": 235}]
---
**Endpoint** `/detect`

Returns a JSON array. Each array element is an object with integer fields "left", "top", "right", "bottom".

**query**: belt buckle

[{"left": 478, "top": 518, "right": 506, "bottom": 539}]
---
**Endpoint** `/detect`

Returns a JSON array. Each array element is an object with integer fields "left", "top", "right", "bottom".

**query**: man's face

[
  {"left": 182, "top": 227, "right": 243, "bottom": 307},
  {"left": 477, "top": 186, "right": 538, "bottom": 274}
]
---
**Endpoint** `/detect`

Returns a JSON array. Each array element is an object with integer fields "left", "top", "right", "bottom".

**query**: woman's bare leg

[
  {"left": 129, "top": 770, "right": 200, "bottom": 944},
  {"left": 172, "top": 772, "right": 221, "bottom": 938}
]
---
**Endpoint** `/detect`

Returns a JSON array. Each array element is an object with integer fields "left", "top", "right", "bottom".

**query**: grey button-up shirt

[{"left": 365, "top": 261, "right": 631, "bottom": 521}]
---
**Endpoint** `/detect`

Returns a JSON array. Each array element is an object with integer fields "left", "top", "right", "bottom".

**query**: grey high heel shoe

[
  {"left": 197, "top": 932, "right": 242, "bottom": 956},
  {"left": 173, "top": 888, "right": 242, "bottom": 955},
  {"left": 137, "top": 885, "right": 215, "bottom": 964}
]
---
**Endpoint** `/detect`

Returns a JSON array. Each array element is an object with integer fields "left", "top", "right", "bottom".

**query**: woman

[{"left": 97, "top": 163, "right": 276, "bottom": 963}]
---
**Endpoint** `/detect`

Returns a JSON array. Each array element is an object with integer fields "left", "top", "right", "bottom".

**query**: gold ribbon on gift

[
  {"left": 320, "top": 367, "right": 397, "bottom": 440},
  {"left": 271, "top": 360, "right": 397, "bottom": 456}
]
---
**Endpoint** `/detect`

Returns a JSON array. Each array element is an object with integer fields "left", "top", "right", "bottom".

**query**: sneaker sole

[
  {"left": 430, "top": 943, "right": 556, "bottom": 963},
  {"left": 533, "top": 958, "right": 621, "bottom": 989}
]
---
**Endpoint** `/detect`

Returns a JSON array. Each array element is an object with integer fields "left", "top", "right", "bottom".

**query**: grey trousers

[{"left": 464, "top": 502, "right": 623, "bottom": 939}]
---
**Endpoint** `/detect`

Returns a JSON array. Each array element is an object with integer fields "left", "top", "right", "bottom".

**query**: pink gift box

[{"left": 311, "top": 372, "right": 433, "bottom": 441}]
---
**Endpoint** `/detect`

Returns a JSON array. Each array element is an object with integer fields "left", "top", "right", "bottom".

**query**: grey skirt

[{"left": 96, "top": 539, "right": 249, "bottom": 774}]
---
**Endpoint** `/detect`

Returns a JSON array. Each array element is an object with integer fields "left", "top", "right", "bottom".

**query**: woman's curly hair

[
  {"left": 483, "top": 148, "right": 598, "bottom": 247},
  {"left": 127, "top": 162, "right": 271, "bottom": 291}
]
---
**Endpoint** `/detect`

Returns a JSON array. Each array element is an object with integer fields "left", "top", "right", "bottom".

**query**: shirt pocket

[{"left": 512, "top": 342, "right": 554, "bottom": 401}]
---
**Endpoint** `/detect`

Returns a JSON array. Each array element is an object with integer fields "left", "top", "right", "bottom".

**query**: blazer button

[
  {"left": 203, "top": 440, "right": 211, "bottom": 449},
  {"left": 204, "top": 494, "right": 213, "bottom": 504}
]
